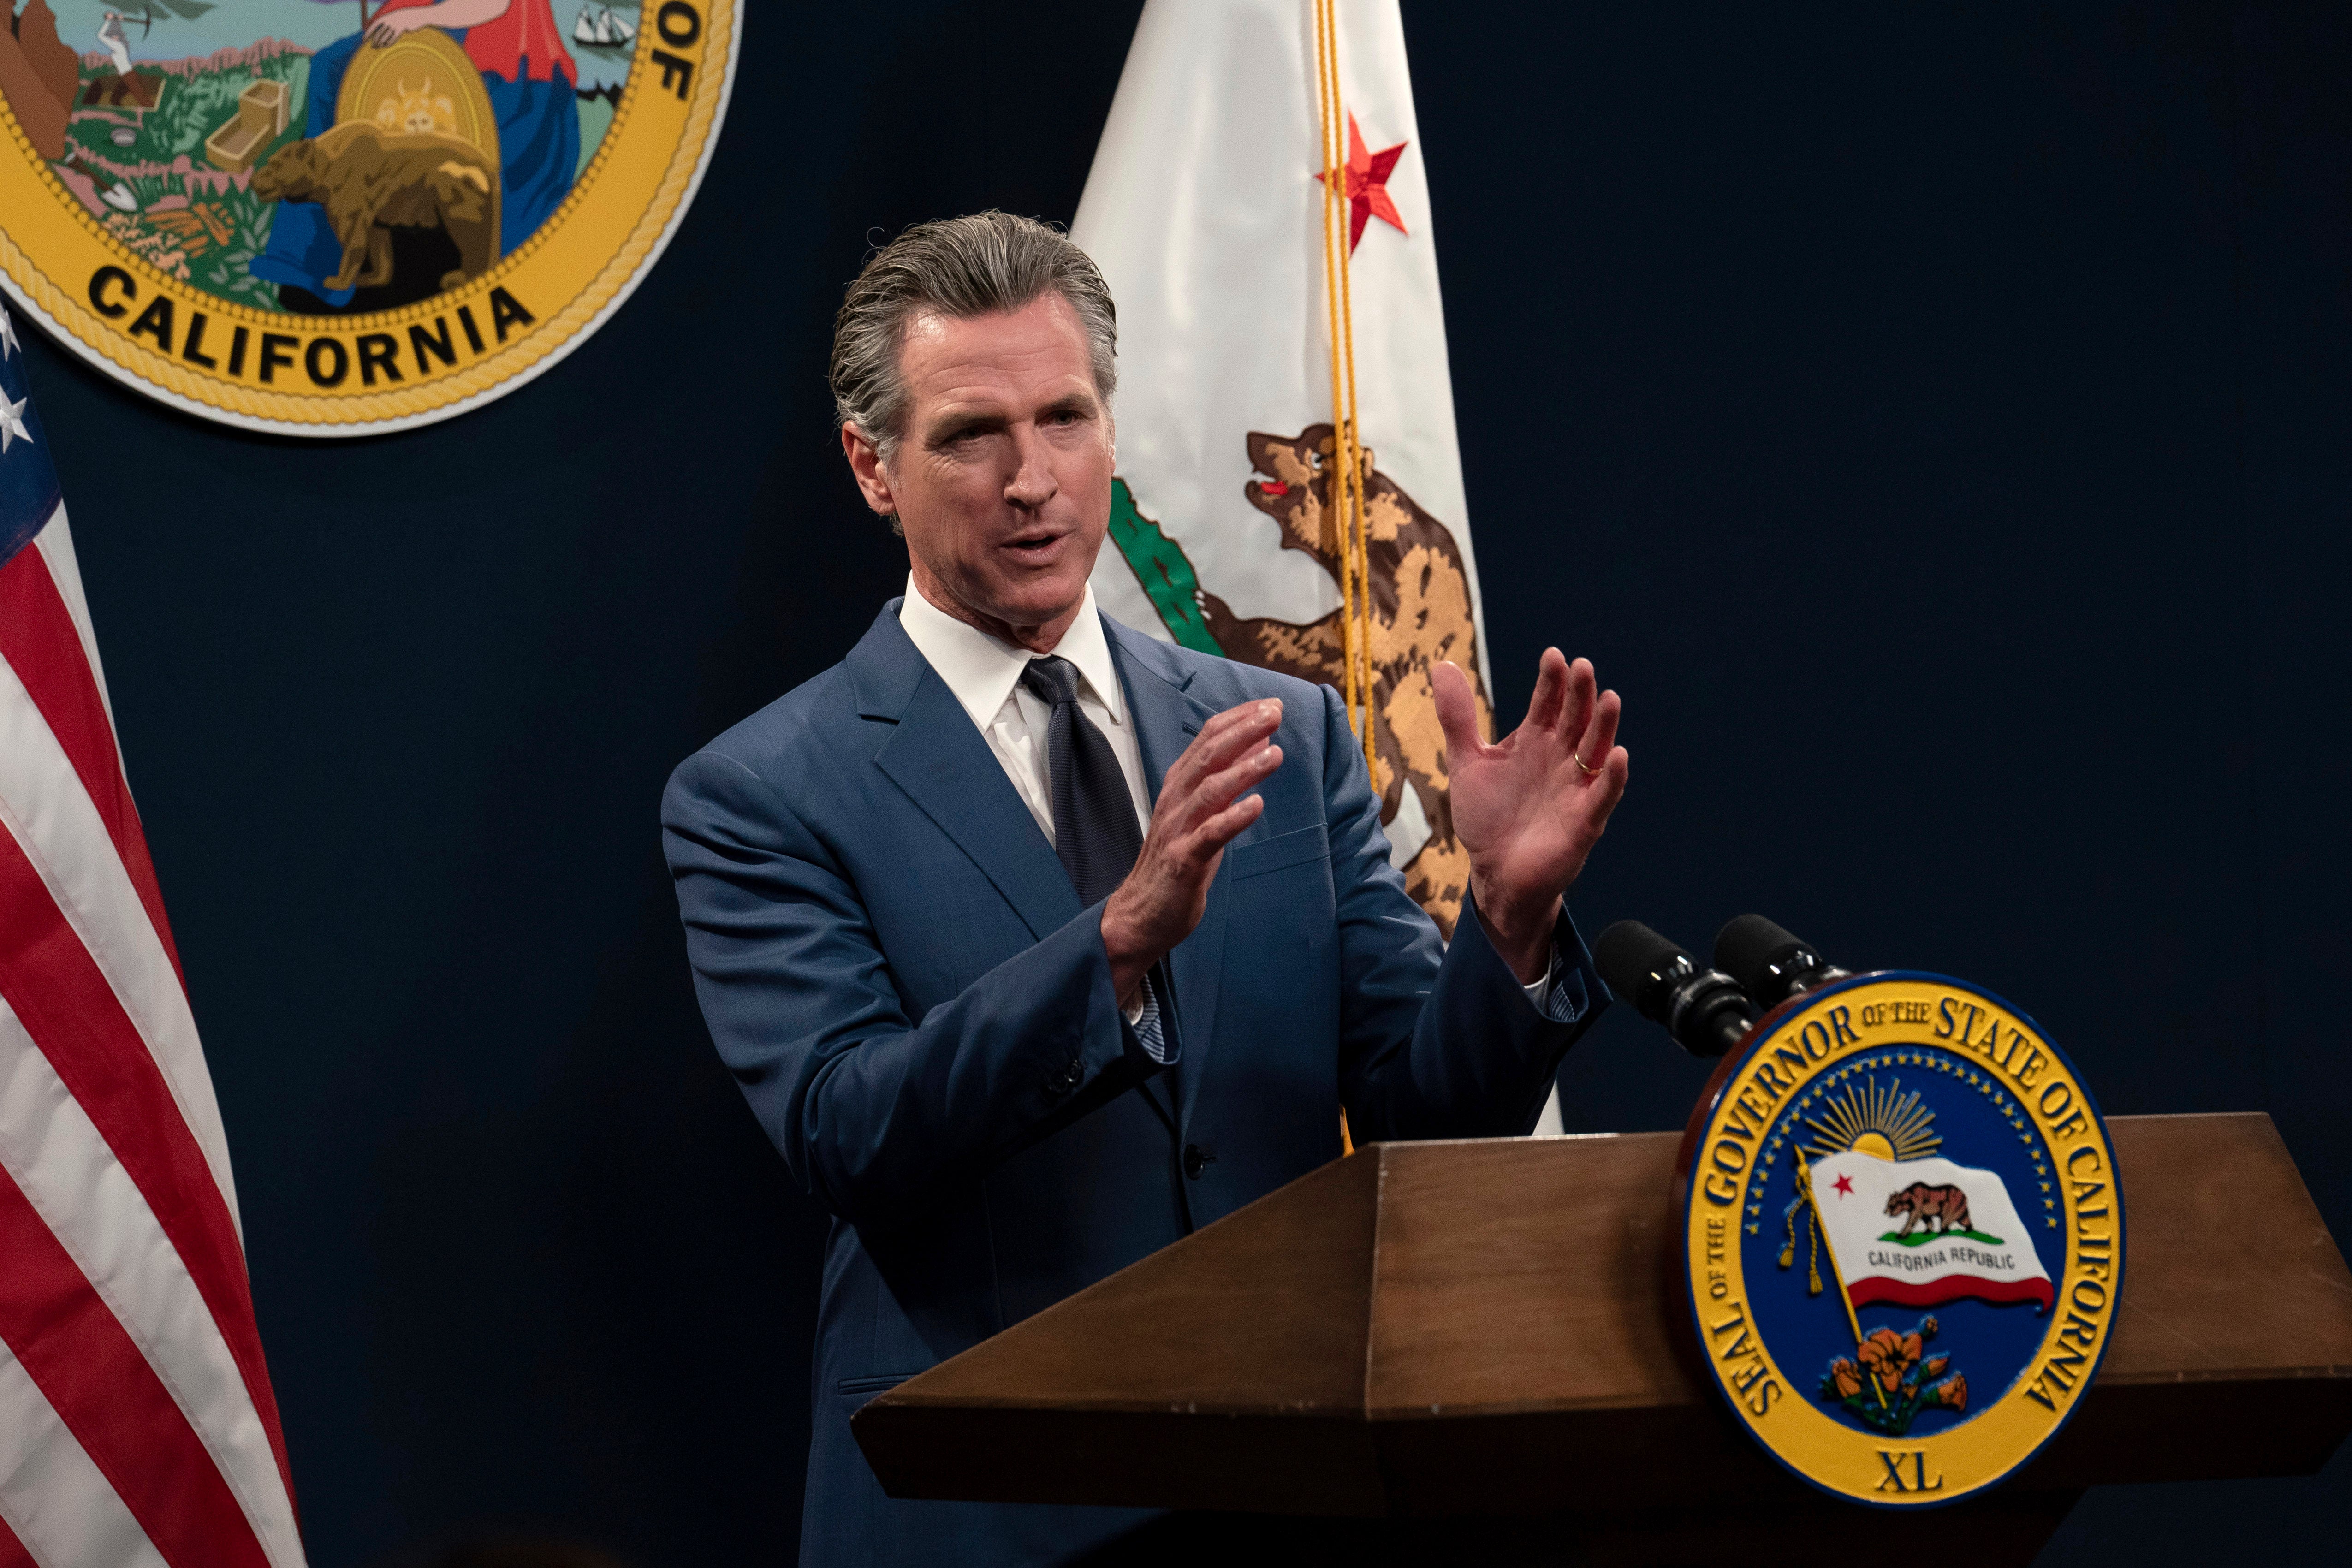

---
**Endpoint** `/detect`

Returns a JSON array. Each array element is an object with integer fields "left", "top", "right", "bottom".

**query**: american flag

[{"left": 0, "top": 303, "right": 304, "bottom": 1566}]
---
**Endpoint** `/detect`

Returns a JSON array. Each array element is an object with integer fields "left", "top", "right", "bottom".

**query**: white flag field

[
  {"left": 1075, "top": 0, "right": 1494, "bottom": 940},
  {"left": 1811, "top": 1152, "right": 2055, "bottom": 1313}
]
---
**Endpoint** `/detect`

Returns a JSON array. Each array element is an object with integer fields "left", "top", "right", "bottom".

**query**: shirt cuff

[
  {"left": 1125, "top": 972, "right": 1171, "bottom": 1064},
  {"left": 1519, "top": 907, "right": 1599, "bottom": 1025}
]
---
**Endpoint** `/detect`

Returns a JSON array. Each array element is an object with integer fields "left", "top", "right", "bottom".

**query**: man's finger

[
  {"left": 1185, "top": 706, "right": 1280, "bottom": 788},
  {"left": 1191, "top": 700, "right": 1283, "bottom": 767},
  {"left": 1174, "top": 707, "right": 1250, "bottom": 772},
  {"left": 1193, "top": 791, "right": 1268, "bottom": 853},
  {"left": 1584, "top": 746, "right": 1632, "bottom": 831},
  {"left": 1200, "top": 699, "right": 1277, "bottom": 740},
  {"left": 1525, "top": 648, "right": 1568, "bottom": 734},
  {"left": 1194, "top": 743, "right": 1283, "bottom": 816},
  {"left": 1556, "top": 656, "right": 1597, "bottom": 741},
  {"left": 1162, "top": 701, "right": 1280, "bottom": 802},
  {"left": 1433, "top": 661, "right": 1483, "bottom": 765},
  {"left": 1577, "top": 689, "right": 1622, "bottom": 769}
]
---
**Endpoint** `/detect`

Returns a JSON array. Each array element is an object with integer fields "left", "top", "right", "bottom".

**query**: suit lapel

[
  {"left": 855, "top": 605, "right": 1081, "bottom": 942},
  {"left": 1108, "top": 619, "right": 1230, "bottom": 1125}
]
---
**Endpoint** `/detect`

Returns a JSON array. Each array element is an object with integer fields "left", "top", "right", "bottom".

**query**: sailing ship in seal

[{"left": 572, "top": 5, "right": 635, "bottom": 48}]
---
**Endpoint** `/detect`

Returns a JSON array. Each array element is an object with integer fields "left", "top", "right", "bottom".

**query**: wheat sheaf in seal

[
  {"left": 0, "top": 0, "right": 737, "bottom": 435},
  {"left": 1677, "top": 974, "right": 2123, "bottom": 1506}
]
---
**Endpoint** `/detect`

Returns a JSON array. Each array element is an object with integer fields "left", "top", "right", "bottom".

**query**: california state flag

[
  {"left": 1075, "top": 0, "right": 1491, "bottom": 939},
  {"left": 1811, "top": 1153, "right": 2055, "bottom": 1313}
]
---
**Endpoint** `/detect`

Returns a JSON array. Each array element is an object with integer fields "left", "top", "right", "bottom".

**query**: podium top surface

[{"left": 855, "top": 1112, "right": 2352, "bottom": 1518}]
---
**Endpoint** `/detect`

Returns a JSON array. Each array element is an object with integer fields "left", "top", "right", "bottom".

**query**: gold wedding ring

[{"left": 1574, "top": 752, "right": 1600, "bottom": 776}]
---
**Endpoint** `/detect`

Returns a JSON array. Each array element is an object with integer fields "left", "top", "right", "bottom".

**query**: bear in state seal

[{"left": 254, "top": 121, "right": 500, "bottom": 295}]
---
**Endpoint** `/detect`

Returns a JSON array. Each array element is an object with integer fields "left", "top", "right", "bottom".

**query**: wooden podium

[{"left": 853, "top": 1113, "right": 2352, "bottom": 1564}]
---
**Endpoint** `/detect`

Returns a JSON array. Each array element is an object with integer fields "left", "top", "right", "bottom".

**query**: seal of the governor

[
  {"left": 0, "top": 0, "right": 737, "bottom": 435},
  {"left": 1679, "top": 974, "right": 2124, "bottom": 1506}
]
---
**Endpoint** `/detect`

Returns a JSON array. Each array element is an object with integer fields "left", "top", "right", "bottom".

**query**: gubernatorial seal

[
  {"left": 1680, "top": 974, "right": 2122, "bottom": 1506},
  {"left": 0, "top": 0, "right": 738, "bottom": 435}
]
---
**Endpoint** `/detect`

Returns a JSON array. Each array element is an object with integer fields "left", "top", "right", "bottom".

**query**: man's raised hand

[
  {"left": 1099, "top": 699, "right": 1285, "bottom": 1006},
  {"left": 1436, "top": 651, "right": 1630, "bottom": 983}
]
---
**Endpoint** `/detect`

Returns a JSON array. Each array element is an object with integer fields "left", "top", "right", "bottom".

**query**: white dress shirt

[{"left": 898, "top": 576, "right": 1151, "bottom": 846}]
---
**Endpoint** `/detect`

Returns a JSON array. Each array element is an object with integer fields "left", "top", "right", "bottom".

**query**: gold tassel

[
  {"left": 1313, "top": 0, "right": 1379, "bottom": 797},
  {"left": 1783, "top": 1149, "right": 1827, "bottom": 1296}
]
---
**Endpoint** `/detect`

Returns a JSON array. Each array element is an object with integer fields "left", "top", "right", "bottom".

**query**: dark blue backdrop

[{"left": 12, "top": 2, "right": 2346, "bottom": 1562}]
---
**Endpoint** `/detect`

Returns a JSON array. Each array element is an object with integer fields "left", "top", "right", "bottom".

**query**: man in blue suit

[{"left": 662, "top": 214, "right": 1632, "bottom": 1566}]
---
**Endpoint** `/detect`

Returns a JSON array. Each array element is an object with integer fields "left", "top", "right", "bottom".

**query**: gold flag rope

[
  {"left": 1313, "top": 0, "right": 1379, "bottom": 794},
  {"left": 1319, "top": 0, "right": 1379, "bottom": 1164}
]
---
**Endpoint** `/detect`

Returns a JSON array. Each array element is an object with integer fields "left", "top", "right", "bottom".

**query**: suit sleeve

[
  {"left": 661, "top": 748, "right": 1166, "bottom": 1227},
  {"left": 1320, "top": 685, "right": 1611, "bottom": 1140}
]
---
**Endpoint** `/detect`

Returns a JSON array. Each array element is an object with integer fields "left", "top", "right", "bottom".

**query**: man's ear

[{"left": 841, "top": 423, "right": 899, "bottom": 518}]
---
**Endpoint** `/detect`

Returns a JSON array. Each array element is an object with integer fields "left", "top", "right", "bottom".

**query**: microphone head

[
  {"left": 1714, "top": 914, "right": 1836, "bottom": 1012},
  {"left": 1594, "top": 920, "right": 1695, "bottom": 1022},
  {"left": 1598, "top": 920, "right": 1757, "bottom": 1057}
]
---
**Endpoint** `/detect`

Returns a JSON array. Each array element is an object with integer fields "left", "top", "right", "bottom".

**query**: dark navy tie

[
  {"left": 1019, "top": 656, "right": 1145, "bottom": 904},
  {"left": 1030, "top": 648, "right": 1176, "bottom": 1067},
  {"left": 1019, "top": 656, "right": 1172, "bottom": 1068}
]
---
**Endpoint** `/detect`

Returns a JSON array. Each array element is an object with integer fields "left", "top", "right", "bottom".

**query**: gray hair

[{"left": 829, "top": 211, "right": 1119, "bottom": 467}]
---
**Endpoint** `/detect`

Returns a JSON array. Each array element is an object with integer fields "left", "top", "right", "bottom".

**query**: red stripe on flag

[
  {"left": 0, "top": 544, "right": 187, "bottom": 991},
  {"left": 0, "top": 1161, "right": 270, "bottom": 1568},
  {"left": 0, "top": 1515, "right": 36, "bottom": 1568},
  {"left": 0, "top": 832, "right": 296, "bottom": 1518},
  {"left": 1849, "top": 1276, "right": 2055, "bottom": 1313}
]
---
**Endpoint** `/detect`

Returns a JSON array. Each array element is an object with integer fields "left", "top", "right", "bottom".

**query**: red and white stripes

[{"left": 0, "top": 508, "right": 304, "bottom": 1568}]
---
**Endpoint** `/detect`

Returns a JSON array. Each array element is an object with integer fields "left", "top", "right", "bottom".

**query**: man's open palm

[{"left": 1435, "top": 651, "right": 1629, "bottom": 971}]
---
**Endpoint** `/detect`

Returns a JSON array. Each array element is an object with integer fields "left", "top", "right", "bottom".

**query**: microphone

[
  {"left": 1594, "top": 920, "right": 1756, "bottom": 1058},
  {"left": 1712, "top": 914, "right": 1851, "bottom": 1014}
]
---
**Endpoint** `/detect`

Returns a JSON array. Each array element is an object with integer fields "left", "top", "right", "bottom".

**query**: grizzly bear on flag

[{"left": 1195, "top": 424, "right": 1491, "bottom": 938}]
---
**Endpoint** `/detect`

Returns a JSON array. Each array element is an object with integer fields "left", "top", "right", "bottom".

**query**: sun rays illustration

[{"left": 1803, "top": 1076, "right": 1941, "bottom": 1162}]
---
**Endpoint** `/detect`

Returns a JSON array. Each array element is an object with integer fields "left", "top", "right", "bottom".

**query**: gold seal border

[
  {"left": 1684, "top": 974, "right": 2123, "bottom": 1508},
  {"left": 0, "top": 3, "right": 738, "bottom": 435}
]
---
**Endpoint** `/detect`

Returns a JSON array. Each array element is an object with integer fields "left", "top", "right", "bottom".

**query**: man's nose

[{"left": 1004, "top": 425, "right": 1057, "bottom": 509}]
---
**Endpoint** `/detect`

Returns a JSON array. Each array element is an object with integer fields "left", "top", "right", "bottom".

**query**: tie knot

[{"left": 1019, "top": 654, "right": 1082, "bottom": 707}]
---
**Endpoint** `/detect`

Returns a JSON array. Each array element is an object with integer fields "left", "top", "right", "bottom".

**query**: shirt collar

[{"left": 898, "top": 575, "right": 1128, "bottom": 731}]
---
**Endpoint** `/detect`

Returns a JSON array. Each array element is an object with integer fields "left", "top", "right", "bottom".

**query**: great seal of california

[{"left": 0, "top": 0, "right": 736, "bottom": 435}]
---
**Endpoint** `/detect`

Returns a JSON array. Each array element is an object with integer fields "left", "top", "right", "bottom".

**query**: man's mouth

[{"left": 1003, "top": 530, "right": 1066, "bottom": 557}]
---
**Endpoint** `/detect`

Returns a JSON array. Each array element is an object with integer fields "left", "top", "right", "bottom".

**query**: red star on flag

[
  {"left": 1315, "top": 113, "right": 1408, "bottom": 253},
  {"left": 1832, "top": 1174, "right": 1856, "bottom": 1198}
]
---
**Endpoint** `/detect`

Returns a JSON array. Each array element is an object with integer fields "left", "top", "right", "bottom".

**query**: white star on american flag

[
  {"left": 0, "top": 300, "right": 18, "bottom": 359},
  {"left": 0, "top": 389, "right": 32, "bottom": 455}
]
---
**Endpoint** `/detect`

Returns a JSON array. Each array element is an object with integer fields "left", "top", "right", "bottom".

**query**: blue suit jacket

[{"left": 662, "top": 604, "right": 1608, "bottom": 1566}]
